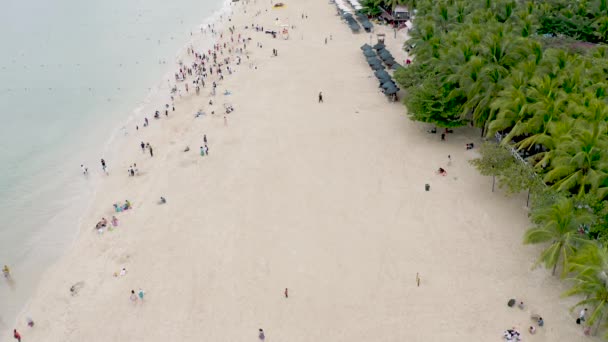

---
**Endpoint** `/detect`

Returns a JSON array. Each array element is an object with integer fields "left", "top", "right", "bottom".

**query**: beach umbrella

[
  {"left": 373, "top": 43, "right": 385, "bottom": 50},
  {"left": 363, "top": 49, "right": 376, "bottom": 57},
  {"left": 368, "top": 59, "right": 383, "bottom": 66},
  {"left": 375, "top": 70, "right": 391, "bottom": 80},
  {"left": 380, "top": 54, "right": 394, "bottom": 62},
  {"left": 381, "top": 55, "right": 395, "bottom": 63},
  {"left": 360, "top": 21, "right": 373, "bottom": 30},
  {"left": 379, "top": 50, "right": 393, "bottom": 58},
  {"left": 381, "top": 81, "right": 396, "bottom": 89},
  {"left": 383, "top": 86, "right": 399, "bottom": 95},
  {"left": 360, "top": 43, "right": 372, "bottom": 51},
  {"left": 380, "top": 54, "right": 395, "bottom": 62},
  {"left": 374, "top": 69, "right": 390, "bottom": 78}
]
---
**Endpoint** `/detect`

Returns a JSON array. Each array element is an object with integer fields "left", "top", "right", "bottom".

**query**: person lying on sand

[{"left": 95, "top": 218, "right": 108, "bottom": 229}]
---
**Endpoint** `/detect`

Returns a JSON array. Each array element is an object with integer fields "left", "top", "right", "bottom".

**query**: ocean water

[{"left": 0, "top": 0, "right": 225, "bottom": 332}]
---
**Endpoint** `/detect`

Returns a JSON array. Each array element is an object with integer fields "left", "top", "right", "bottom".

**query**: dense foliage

[{"left": 396, "top": 0, "right": 608, "bottom": 336}]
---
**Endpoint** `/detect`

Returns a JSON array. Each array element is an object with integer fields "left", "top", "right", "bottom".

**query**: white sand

[{"left": 12, "top": 0, "right": 598, "bottom": 341}]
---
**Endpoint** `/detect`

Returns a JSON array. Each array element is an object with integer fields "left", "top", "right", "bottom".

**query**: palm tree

[
  {"left": 566, "top": 243, "right": 608, "bottom": 277},
  {"left": 523, "top": 196, "right": 593, "bottom": 276},
  {"left": 563, "top": 244, "right": 608, "bottom": 336},
  {"left": 544, "top": 121, "right": 608, "bottom": 196}
]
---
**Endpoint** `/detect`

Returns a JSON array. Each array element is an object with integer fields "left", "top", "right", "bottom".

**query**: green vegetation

[{"left": 399, "top": 0, "right": 608, "bottom": 336}]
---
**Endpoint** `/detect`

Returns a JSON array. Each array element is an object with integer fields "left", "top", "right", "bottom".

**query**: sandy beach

[{"left": 9, "top": 0, "right": 599, "bottom": 341}]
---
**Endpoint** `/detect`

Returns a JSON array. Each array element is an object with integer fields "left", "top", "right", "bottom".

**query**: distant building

[
  {"left": 393, "top": 5, "right": 410, "bottom": 20},
  {"left": 379, "top": 5, "right": 410, "bottom": 22}
]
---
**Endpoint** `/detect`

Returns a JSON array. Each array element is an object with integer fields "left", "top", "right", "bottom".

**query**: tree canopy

[{"left": 402, "top": 0, "right": 608, "bottom": 336}]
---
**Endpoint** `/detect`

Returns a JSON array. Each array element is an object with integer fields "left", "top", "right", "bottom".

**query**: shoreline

[
  {"left": 3, "top": 0, "right": 231, "bottom": 336},
  {"left": 10, "top": 0, "right": 600, "bottom": 341}
]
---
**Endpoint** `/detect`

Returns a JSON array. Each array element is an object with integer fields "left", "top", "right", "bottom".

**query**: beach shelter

[
  {"left": 363, "top": 49, "right": 376, "bottom": 57},
  {"left": 370, "top": 63, "right": 385, "bottom": 70},
  {"left": 373, "top": 42, "right": 385, "bottom": 50},
  {"left": 360, "top": 43, "right": 372, "bottom": 51}
]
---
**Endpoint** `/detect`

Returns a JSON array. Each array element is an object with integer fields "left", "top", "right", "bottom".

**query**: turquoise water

[{"left": 0, "top": 0, "right": 225, "bottom": 332}]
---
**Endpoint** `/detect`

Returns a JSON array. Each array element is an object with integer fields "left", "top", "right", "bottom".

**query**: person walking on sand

[
  {"left": 3, "top": 265, "right": 10, "bottom": 278},
  {"left": 284, "top": 288, "right": 288, "bottom": 298},
  {"left": 204, "top": 145, "right": 209, "bottom": 156},
  {"left": 13, "top": 329, "right": 21, "bottom": 342},
  {"left": 200, "top": 146, "right": 205, "bottom": 156},
  {"left": 149, "top": 145, "right": 154, "bottom": 157},
  {"left": 101, "top": 159, "right": 107, "bottom": 174},
  {"left": 130, "top": 290, "right": 137, "bottom": 302},
  {"left": 140, "top": 141, "right": 145, "bottom": 152},
  {"left": 203, "top": 134, "right": 207, "bottom": 144},
  {"left": 578, "top": 308, "right": 588, "bottom": 324},
  {"left": 138, "top": 288, "right": 145, "bottom": 301},
  {"left": 258, "top": 329, "right": 265, "bottom": 341},
  {"left": 318, "top": 92, "right": 323, "bottom": 103},
  {"left": 224, "top": 115, "right": 228, "bottom": 126}
]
